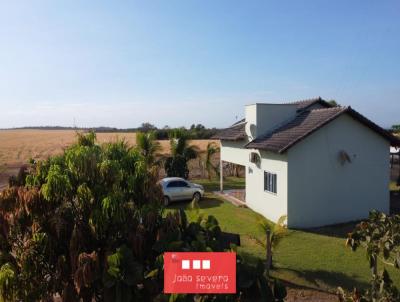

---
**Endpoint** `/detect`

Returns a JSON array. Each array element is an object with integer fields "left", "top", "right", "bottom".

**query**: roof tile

[
  {"left": 212, "top": 122, "right": 247, "bottom": 141},
  {"left": 246, "top": 106, "right": 400, "bottom": 153}
]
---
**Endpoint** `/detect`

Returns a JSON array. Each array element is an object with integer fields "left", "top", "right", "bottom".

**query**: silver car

[{"left": 160, "top": 177, "right": 205, "bottom": 206}]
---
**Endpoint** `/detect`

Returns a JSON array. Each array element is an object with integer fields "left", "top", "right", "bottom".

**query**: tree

[
  {"left": 0, "top": 132, "right": 165, "bottom": 301},
  {"left": 251, "top": 216, "right": 287, "bottom": 277},
  {"left": 203, "top": 142, "right": 220, "bottom": 180},
  {"left": 189, "top": 124, "right": 214, "bottom": 139},
  {"left": 135, "top": 131, "right": 161, "bottom": 168},
  {"left": 139, "top": 122, "right": 157, "bottom": 133},
  {"left": 161, "top": 201, "right": 287, "bottom": 302},
  {"left": 0, "top": 132, "right": 286, "bottom": 301},
  {"left": 165, "top": 130, "right": 199, "bottom": 179},
  {"left": 341, "top": 211, "right": 400, "bottom": 301},
  {"left": 391, "top": 125, "right": 400, "bottom": 133},
  {"left": 328, "top": 99, "right": 339, "bottom": 107}
]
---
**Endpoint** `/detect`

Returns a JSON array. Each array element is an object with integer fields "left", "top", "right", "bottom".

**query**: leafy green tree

[
  {"left": 188, "top": 124, "right": 218, "bottom": 139},
  {"left": 149, "top": 208, "right": 287, "bottom": 302},
  {"left": 341, "top": 211, "right": 400, "bottom": 301},
  {"left": 135, "top": 131, "right": 161, "bottom": 168},
  {"left": 328, "top": 99, "right": 339, "bottom": 106},
  {"left": 203, "top": 142, "right": 220, "bottom": 180},
  {"left": 391, "top": 125, "right": 400, "bottom": 133},
  {"left": 252, "top": 216, "right": 287, "bottom": 276},
  {"left": 0, "top": 132, "right": 163, "bottom": 301},
  {"left": 139, "top": 122, "right": 157, "bottom": 133},
  {"left": 165, "top": 130, "right": 199, "bottom": 179},
  {"left": 0, "top": 132, "right": 285, "bottom": 301}
]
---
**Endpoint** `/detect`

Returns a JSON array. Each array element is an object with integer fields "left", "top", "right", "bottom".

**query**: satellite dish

[{"left": 246, "top": 123, "right": 257, "bottom": 139}]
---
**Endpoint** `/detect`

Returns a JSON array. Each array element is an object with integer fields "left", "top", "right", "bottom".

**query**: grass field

[
  {"left": 167, "top": 177, "right": 400, "bottom": 295},
  {"left": 0, "top": 129, "right": 218, "bottom": 189},
  {"left": 0, "top": 129, "right": 217, "bottom": 165}
]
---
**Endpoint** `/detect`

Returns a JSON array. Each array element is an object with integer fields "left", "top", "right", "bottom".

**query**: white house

[{"left": 214, "top": 98, "right": 400, "bottom": 228}]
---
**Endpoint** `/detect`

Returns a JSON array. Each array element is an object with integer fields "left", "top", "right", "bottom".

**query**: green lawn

[
  {"left": 194, "top": 176, "right": 246, "bottom": 192},
  {"left": 167, "top": 177, "right": 400, "bottom": 293}
]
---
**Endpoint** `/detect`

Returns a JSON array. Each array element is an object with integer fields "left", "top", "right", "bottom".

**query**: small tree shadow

[
  {"left": 298, "top": 193, "right": 400, "bottom": 238},
  {"left": 198, "top": 197, "right": 224, "bottom": 209},
  {"left": 237, "top": 249, "right": 263, "bottom": 266},
  {"left": 274, "top": 267, "right": 369, "bottom": 292},
  {"left": 167, "top": 197, "right": 223, "bottom": 210},
  {"left": 298, "top": 221, "right": 359, "bottom": 239}
]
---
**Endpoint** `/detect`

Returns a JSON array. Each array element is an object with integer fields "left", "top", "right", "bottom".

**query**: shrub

[
  {"left": 165, "top": 130, "right": 198, "bottom": 179},
  {"left": 0, "top": 132, "right": 284, "bottom": 301},
  {"left": 341, "top": 211, "right": 400, "bottom": 301}
]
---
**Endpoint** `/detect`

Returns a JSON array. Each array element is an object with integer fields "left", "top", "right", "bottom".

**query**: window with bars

[{"left": 264, "top": 171, "right": 277, "bottom": 194}]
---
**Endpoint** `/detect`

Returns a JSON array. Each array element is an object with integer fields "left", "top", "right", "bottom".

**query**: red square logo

[{"left": 164, "top": 252, "right": 236, "bottom": 294}]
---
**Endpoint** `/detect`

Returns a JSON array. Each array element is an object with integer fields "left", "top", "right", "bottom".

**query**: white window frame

[{"left": 264, "top": 171, "right": 277, "bottom": 194}]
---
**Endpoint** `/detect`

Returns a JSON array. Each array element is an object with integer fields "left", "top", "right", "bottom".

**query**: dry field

[{"left": 0, "top": 129, "right": 218, "bottom": 190}]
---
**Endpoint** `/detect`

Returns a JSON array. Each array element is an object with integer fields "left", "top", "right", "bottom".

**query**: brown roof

[
  {"left": 231, "top": 118, "right": 245, "bottom": 125},
  {"left": 246, "top": 106, "right": 400, "bottom": 153},
  {"left": 212, "top": 121, "right": 247, "bottom": 141},
  {"left": 288, "top": 97, "right": 332, "bottom": 111},
  {"left": 212, "top": 98, "right": 331, "bottom": 142}
]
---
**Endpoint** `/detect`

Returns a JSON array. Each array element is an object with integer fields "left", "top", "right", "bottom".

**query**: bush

[
  {"left": 342, "top": 211, "right": 400, "bottom": 301},
  {"left": 164, "top": 130, "right": 198, "bottom": 179},
  {"left": 165, "top": 155, "right": 189, "bottom": 179},
  {"left": 0, "top": 132, "right": 284, "bottom": 301}
]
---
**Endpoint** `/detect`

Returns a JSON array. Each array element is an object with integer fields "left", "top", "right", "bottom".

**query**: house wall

[
  {"left": 245, "top": 105, "right": 258, "bottom": 140},
  {"left": 245, "top": 104, "right": 298, "bottom": 139},
  {"left": 246, "top": 149, "right": 288, "bottom": 223},
  {"left": 220, "top": 140, "right": 288, "bottom": 222},
  {"left": 220, "top": 140, "right": 249, "bottom": 166},
  {"left": 287, "top": 114, "right": 390, "bottom": 228}
]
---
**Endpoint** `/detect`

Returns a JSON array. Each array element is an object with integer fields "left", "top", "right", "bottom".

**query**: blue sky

[{"left": 0, "top": 1, "right": 399, "bottom": 128}]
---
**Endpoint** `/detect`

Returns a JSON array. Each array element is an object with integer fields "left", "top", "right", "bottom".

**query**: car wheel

[
  {"left": 164, "top": 196, "right": 170, "bottom": 206},
  {"left": 193, "top": 192, "right": 201, "bottom": 202}
]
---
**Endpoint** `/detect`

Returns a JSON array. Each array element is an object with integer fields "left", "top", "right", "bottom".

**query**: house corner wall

[
  {"left": 245, "top": 150, "right": 288, "bottom": 223},
  {"left": 287, "top": 115, "right": 390, "bottom": 228},
  {"left": 220, "top": 140, "right": 249, "bottom": 166}
]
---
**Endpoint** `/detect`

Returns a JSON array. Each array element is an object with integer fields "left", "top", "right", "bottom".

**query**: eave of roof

[
  {"left": 288, "top": 97, "right": 333, "bottom": 111},
  {"left": 245, "top": 97, "right": 333, "bottom": 112},
  {"left": 231, "top": 118, "right": 245, "bottom": 126},
  {"left": 245, "top": 106, "right": 400, "bottom": 153},
  {"left": 212, "top": 121, "right": 247, "bottom": 141}
]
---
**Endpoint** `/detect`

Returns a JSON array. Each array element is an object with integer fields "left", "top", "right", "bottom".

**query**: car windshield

[{"left": 166, "top": 180, "right": 189, "bottom": 188}]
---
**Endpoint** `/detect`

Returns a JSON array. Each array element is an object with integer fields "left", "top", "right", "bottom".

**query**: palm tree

[
  {"left": 169, "top": 129, "right": 198, "bottom": 160},
  {"left": 165, "top": 129, "right": 199, "bottom": 178},
  {"left": 204, "top": 142, "right": 220, "bottom": 179},
  {"left": 135, "top": 131, "right": 161, "bottom": 167},
  {"left": 252, "top": 216, "right": 287, "bottom": 276}
]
